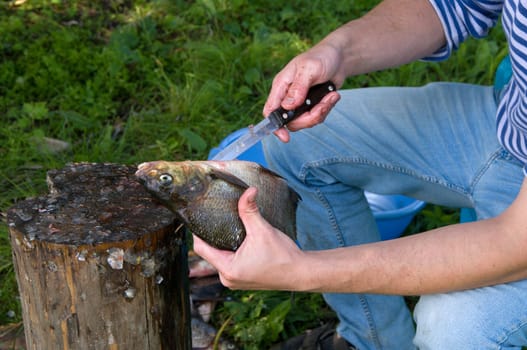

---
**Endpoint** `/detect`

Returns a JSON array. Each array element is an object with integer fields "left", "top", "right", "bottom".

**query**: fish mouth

[
  {"left": 135, "top": 162, "right": 155, "bottom": 184},
  {"left": 136, "top": 161, "right": 151, "bottom": 172},
  {"left": 135, "top": 161, "right": 156, "bottom": 174}
]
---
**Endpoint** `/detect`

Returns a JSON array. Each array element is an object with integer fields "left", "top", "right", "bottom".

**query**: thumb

[
  {"left": 238, "top": 186, "right": 259, "bottom": 214},
  {"left": 238, "top": 187, "right": 267, "bottom": 235}
]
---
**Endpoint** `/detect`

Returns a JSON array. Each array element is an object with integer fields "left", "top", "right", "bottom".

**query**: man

[{"left": 194, "top": 0, "right": 527, "bottom": 348}]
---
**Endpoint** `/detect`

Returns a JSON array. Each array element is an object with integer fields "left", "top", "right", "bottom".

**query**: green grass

[{"left": 0, "top": 0, "right": 507, "bottom": 348}]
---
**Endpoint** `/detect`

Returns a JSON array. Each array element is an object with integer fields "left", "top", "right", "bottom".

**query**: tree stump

[{"left": 7, "top": 163, "right": 191, "bottom": 350}]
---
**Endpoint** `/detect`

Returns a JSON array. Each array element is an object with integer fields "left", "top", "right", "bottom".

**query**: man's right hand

[{"left": 263, "top": 42, "right": 343, "bottom": 143}]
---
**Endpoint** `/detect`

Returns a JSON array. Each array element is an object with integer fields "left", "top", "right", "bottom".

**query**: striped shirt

[{"left": 428, "top": 0, "right": 527, "bottom": 169}]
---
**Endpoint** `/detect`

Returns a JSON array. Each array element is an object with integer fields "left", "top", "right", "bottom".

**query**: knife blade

[{"left": 211, "top": 81, "right": 336, "bottom": 161}]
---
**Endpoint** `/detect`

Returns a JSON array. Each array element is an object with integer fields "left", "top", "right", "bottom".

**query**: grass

[{"left": 0, "top": 0, "right": 507, "bottom": 348}]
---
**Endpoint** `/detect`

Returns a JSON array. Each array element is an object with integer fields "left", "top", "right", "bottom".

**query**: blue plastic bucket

[
  {"left": 209, "top": 128, "right": 426, "bottom": 240},
  {"left": 365, "top": 192, "right": 425, "bottom": 240}
]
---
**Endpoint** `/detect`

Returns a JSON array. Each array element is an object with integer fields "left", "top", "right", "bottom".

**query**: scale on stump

[{"left": 7, "top": 163, "right": 191, "bottom": 350}]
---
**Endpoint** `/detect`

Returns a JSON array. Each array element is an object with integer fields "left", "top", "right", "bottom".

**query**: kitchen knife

[{"left": 211, "top": 81, "right": 336, "bottom": 161}]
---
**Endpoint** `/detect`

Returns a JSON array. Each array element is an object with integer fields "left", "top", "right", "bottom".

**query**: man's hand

[
  {"left": 263, "top": 43, "right": 343, "bottom": 143},
  {"left": 192, "top": 187, "right": 306, "bottom": 290}
]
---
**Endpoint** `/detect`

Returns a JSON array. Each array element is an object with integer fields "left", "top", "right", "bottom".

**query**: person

[{"left": 194, "top": 0, "right": 527, "bottom": 348}]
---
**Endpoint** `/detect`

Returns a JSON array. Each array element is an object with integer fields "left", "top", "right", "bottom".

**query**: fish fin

[
  {"left": 256, "top": 163, "right": 287, "bottom": 180},
  {"left": 209, "top": 168, "right": 250, "bottom": 189}
]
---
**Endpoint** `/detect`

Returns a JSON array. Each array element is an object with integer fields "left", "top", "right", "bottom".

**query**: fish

[{"left": 135, "top": 160, "right": 299, "bottom": 251}]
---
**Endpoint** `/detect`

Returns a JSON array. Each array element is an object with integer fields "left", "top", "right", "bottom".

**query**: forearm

[
  {"left": 320, "top": 0, "right": 446, "bottom": 77},
  {"left": 303, "top": 213, "right": 527, "bottom": 295},
  {"left": 194, "top": 181, "right": 527, "bottom": 294}
]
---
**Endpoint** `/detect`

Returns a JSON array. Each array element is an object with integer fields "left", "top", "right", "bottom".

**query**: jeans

[{"left": 263, "top": 83, "right": 527, "bottom": 349}]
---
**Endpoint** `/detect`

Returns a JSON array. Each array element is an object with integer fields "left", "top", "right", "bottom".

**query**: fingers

[
  {"left": 285, "top": 91, "right": 340, "bottom": 131},
  {"left": 193, "top": 188, "right": 261, "bottom": 261},
  {"left": 263, "top": 55, "right": 341, "bottom": 141},
  {"left": 192, "top": 234, "right": 233, "bottom": 268},
  {"left": 263, "top": 62, "right": 323, "bottom": 116},
  {"left": 281, "top": 63, "right": 327, "bottom": 110},
  {"left": 264, "top": 77, "right": 293, "bottom": 117},
  {"left": 194, "top": 187, "right": 305, "bottom": 291},
  {"left": 270, "top": 89, "right": 340, "bottom": 143},
  {"left": 273, "top": 128, "right": 291, "bottom": 143},
  {"left": 265, "top": 87, "right": 340, "bottom": 142},
  {"left": 192, "top": 187, "right": 264, "bottom": 275}
]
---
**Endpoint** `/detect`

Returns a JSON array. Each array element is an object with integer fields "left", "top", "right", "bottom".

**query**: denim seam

[
  {"left": 314, "top": 188, "right": 345, "bottom": 247},
  {"left": 496, "top": 317, "right": 527, "bottom": 349},
  {"left": 310, "top": 189, "right": 382, "bottom": 348},
  {"left": 468, "top": 147, "right": 507, "bottom": 199},
  {"left": 299, "top": 157, "right": 471, "bottom": 196},
  {"left": 358, "top": 295, "right": 383, "bottom": 350}
]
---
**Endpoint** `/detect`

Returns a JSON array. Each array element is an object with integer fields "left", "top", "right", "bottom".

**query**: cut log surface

[{"left": 7, "top": 162, "right": 191, "bottom": 350}]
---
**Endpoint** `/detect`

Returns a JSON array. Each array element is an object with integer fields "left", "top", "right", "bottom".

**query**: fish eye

[{"left": 159, "top": 173, "right": 173, "bottom": 186}]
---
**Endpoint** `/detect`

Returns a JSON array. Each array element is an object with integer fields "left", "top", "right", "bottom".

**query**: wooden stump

[{"left": 7, "top": 163, "right": 191, "bottom": 350}]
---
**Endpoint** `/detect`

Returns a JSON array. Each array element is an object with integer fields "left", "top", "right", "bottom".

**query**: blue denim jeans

[{"left": 263, "top": 83, "right": 527, "bottom": 349}]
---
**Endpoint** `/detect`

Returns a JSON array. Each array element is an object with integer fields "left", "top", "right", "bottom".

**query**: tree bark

[{"left": 7, "top": 162, "right": 191, "bottom": 350}]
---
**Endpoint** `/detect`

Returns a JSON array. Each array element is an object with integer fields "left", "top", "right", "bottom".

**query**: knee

[
  {"left": 261, "top": 134, "right": 283, "bottom": 169},
  {"left": 413, "top": 293, "right": 492, "bottom": 349},
  {"left": 262, "top": 133, "right": 306, "bottom": 181}
]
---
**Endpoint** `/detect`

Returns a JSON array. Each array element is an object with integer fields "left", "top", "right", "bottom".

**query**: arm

[
  {"left": 266, "top": 0, "right": 446, "bottom": 142},
  {"left": 193, "top": 178, "right": 527, "bottom": 295}
]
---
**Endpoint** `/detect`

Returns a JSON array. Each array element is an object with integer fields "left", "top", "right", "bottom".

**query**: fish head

[{"left": 135, "top": 161, "right": 209, "bottom": 210}]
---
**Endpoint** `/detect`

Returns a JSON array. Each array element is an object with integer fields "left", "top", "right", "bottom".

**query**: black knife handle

[{"left": 267, "top": 81, "right": 336, "bottom": 129}]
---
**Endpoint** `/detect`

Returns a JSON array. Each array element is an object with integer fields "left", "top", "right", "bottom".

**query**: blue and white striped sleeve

[{"left": 425, "top": 0, "right": 504, "bottom": 61}]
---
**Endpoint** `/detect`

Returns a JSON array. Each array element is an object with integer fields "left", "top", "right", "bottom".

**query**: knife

[{"left": 211, "top": 81, "right": 336, "bottom": 161}]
